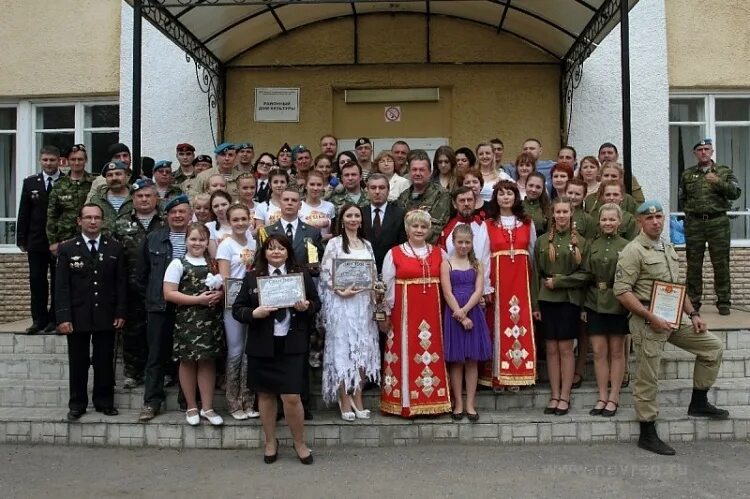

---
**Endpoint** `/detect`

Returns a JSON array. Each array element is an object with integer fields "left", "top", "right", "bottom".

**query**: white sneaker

[
  {"left": 200, "top": 409, "right": 224, "bottom": 426},
  {"left": 185, "top": 408, "right": 200, "bottom": 426},
  {"left": 245, "top": 409, "right": 260, "bottom": 419}
]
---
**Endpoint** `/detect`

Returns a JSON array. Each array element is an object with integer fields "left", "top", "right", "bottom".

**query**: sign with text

[{"left": 254, "top": 88, "right": 300, "bottom": 122}]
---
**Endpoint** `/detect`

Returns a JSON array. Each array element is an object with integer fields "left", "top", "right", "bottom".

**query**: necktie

[
  {"left": 373, "top": 207, "right": 382, "bottom": 236},
  {"left": 89, "top": 239, "right": 98, "bottom": 258},
  {"left": 259, "top": 180, "right": 266, "bottom": 192},
  {"left": 286, "top": 223, "right": 294, "bottom": 241},
  {"left": 46, "top": 177, "right": 53, "bottom": 193},
  {"left": 272, "top": 268, "right": 287, "bottom": 323}
]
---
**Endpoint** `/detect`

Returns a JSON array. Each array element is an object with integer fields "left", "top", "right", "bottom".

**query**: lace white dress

[{"left": 320, "top": 236, "right": 381, "bottom": 404}]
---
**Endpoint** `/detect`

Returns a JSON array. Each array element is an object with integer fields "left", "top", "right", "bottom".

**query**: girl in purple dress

[{"left": 440, "top": 224, "right": 492, "bottom": 422}]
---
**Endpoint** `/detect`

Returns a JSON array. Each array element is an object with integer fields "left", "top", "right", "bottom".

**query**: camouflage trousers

[
  {"left": 123, "top": 306, "right": 148, "bottom": 381},
  {"left": 685, "top": 214, "right": 731, "bottom": 308}
]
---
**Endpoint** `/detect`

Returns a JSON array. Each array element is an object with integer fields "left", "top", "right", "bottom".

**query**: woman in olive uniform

[
  {"left": 584, "top": 164, "right": 638, "bottom": 216},
  {"left": 522, "top": 172, "right": 550, "bottom": 238}
]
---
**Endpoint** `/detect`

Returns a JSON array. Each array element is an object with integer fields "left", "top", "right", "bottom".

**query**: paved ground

[{"left": 1, "top": 441, "right": 748, "bottom": 498}]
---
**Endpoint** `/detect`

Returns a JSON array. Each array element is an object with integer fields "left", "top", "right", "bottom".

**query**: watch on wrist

[{"left": 689, "top": 311, "right": 701, "bottom": 319}]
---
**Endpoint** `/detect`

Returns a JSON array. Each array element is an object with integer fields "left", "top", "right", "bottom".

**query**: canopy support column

[
  {"left": 132, "top": 0, "right": 142, "bottom": 176},
  {"left": 620, "top": 0, "right": 632, "bottom": 194}
]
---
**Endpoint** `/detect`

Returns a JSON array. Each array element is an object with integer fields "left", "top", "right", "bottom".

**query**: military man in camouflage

[
  {"left": 614, "top": 200, "right": 728, "bottom": 456},
  {"left": 47, "top": 144, "right": 93, "bottom": 256},
  {"left": 329, "top": 161, "right": 369, "bottom": 214},
  {"left": 90, "top": 161, "right": 133, "bottom": 233},
  {"left": 173, "top": 143, "right": 196, "bottom": 186},
  {"left": 679, "top": 138, "right": 741, "bottom": 315},
  {"left": 191, "top": 143, "right": 242, "bottom": 199},
  {"left": 151, "top": 160, "right": 184, "bottom": 210},
  {"left": 112, "top": 179, "right": 166, "bottom": 389},
  {"left": 87, "top": 143, "right": 132, "bottom": 202},
  {"left": 397, "top": 149, "right": 450, "bottom": 244}
]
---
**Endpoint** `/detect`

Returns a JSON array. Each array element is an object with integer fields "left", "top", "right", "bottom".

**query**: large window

[
  {"left": 0, "top": 99, "right": 119, "bottom": 251},
  {"left": 669, "top": 93, "right": 750, "bottom": 243}
]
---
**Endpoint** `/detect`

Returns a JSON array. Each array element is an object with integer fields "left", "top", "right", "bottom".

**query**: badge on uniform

[
  {"left": 31, "top": 190, "right": 39, "bottom": 199},
  {"left": 70, "top": 256, "right": 84, "bottom": 269},
  {"left": 61, "top": 194, "right": 72, "bottom": 201}
]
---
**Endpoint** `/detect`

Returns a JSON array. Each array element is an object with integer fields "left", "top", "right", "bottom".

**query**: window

[
  {"left": 0, "top": 99, "right": 119, "bottom": 251},
  {"left": 669, "top": 93, "right": 750, "bottom": 243}
]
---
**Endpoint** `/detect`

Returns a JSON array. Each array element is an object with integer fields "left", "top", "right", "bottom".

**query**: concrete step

[{"left": 1, "top": 405, "right": 748, "bottom": 449}]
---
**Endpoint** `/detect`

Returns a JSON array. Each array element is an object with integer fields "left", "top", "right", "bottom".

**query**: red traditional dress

[
  {"left": 380, "top": 244, "right": 451, "bottom": 417},
  {"left": 479, "top": 217, "right": 537, "bottom": 387}
]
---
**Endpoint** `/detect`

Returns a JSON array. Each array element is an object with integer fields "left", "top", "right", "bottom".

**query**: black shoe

[
  {"left": 451, "top": 411, "right": 465, "bottom": 421},
  {"left": 42, "top": 322, "right": 57, "bottom": 334},
  {"left": 554, "top": 399, "right": 570, "bottom": 416},
  {"left": 466, "top": 412, "right": 479, "bottom": 423},
  {"left": 589, "top": 400, "right": 606, "bottom": 416},
  {"left": 293, "top": 443, "right": 314, "bottom": 465},
  {"left": 25, "top": 323, "right": 44, "bottom": 335},
  {"left": 304, "top": 408, "right": 314, "bottom": 421},
  {"left": 718, "top": 306, "right": 730, "bottom": 316},
  {"left": 571, "top": 373, "right": 583, "bottom": 389},
  {"left": 688, "top": 389, "right": 730, "bottom": 419},
  {"left": 138, "top": 405, "right": 159, "bottom": 422},
  {"left": 96, "top": 407, "right": 119, "bottom": 416},
  {"left": 601, "top": 400, "right": 618, "bottom": 417},
  {"left": 264, "top": 439, "right": 279, "bottom": 464},
  {"left": 543, "top": 399, "right": 559, "bottom": 415},
  {"left": 66, "top": 409, "right": 85, "bottom": 421},
  {"left": 637, "top": 421, "right": 675, "bottom": 455}
]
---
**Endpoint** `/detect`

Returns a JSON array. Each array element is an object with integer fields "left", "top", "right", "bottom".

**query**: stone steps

[
  {"left": 1, "top": 406, "right": 747, "bottom": 448},
  {"left": 2, "top": 378, "right": 749, "bottom": 412}
]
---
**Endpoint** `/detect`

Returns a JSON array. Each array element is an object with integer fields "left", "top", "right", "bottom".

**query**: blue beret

[
  {"left": 102, "top": 160, "right": 128, "bottom": 173},
  {"left": 292, "top": 144, "right": 310, "bottom": 160},
  {"left": 164, "top": 194, "right": 190, "bottom": 212},
  {"left": 636, "top": 200, "right": 664, "bottom": 215},
  {"left": 214, "top": 142, "right": 236, "bottom": 155},
  {"left": 153, "top": 160, "right": 173, "bottom": 172},
  {"left": 693, "top": 138, "right": 712, "bottom": 150},
  {"left": 131, "top": 178, "right": 155, "bottom": 192},
  {"left": 236, "top": 141, "right": 254, "bottom": 150}
]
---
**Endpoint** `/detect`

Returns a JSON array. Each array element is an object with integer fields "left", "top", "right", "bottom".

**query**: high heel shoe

[
  {"left": 293, "top": 443, "right": 314, "bottom": 465},
  {"left": 264, "top": 438, "right": 279, "bottom": 464},
  {"left": 338, "top": 399, "right": 356, "bottom": 422},
  {"left": 349, "top": 396, "right": 371, "bottom": 419}
]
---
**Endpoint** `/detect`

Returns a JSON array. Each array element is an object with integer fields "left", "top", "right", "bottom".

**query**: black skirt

[
  {"left": 247, "top": 336, "right": 305, "bottom": 394},
  {"left": 585, "top": 308, "right": 630, "bottom": 335},
  {"left": 539, "top": 301, "right": 580, "bottom": 341}
]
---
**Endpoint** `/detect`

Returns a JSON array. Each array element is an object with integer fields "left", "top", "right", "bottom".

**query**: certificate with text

[{"left": 649, "top": 281, "right": 686, "bottom": 328}]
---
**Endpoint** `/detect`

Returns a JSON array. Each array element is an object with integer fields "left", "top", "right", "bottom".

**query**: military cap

[
  {"left": 192, "top": 154, "right": 212, "bottom": 165},
  {"left": 278, "top": 142, "right": 292, "bottom": 154},
  {"left": 236, "top": 141, "right": 254, "bottom": 150},
  {"left": 102, "top": 160, "right": 128, "bottom": 174},
  {"left": 131, "top": 178, "right": 156, "bottom": 192},
  {"left": 693, "top": 138, "right": 713, "bottom": 150},
  {"left": 164, "top": 194, "right": 191, "bottom": 212},
  {"left": 153, "top": 160, "right": 173, "bottom": 172},
  {"left": 107, "top": 143, "right": 130, "bottom": 157},
  {"left": 214, "top": 142, "right": 236, "bottom": 155},
  {"left": 355, "top": 137, "right": 371, "bottom": 148},
  {"left": 636, "top": 200, "right": 664, "bottom": 215},
  {"left": 292, "top": 144, "right": 310, "bottom": 160},
  {"left": 176, "top": 143, "right": 195, "bottom": 152}
]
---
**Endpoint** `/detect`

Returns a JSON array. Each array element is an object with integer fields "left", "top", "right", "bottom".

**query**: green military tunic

[
  {"left": 89, "top": 187, "right": 133, "bottom": 234},
  {"left": 397, "top": 182, "right": 451, "bottom": 244},
  {"left": 572, "top": 207, "right": 596, "bottom": 241},
  {"left": 613, "top": 232, "right": 723, "bottom": 422},
  {"left": 534, "top": 229, "right": 589, "bottom": 306},
  {"left": 522, "top": 198, "right": 547, "bottom": 237},
  {"left": 46, "top": 172, "right": 93, "bottom": 244},
  {"left": 584, "top": 192, "right": 638, "bottom": 216},
  {"left": 191, "top": 165, "right": 246, "bottom": 199},
  {"left": 582, "top": 234, "right": 628, "bottom": 314}
]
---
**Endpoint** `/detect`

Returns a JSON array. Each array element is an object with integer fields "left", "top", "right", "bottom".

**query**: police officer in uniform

[
  {"left": 614, "top": 200, "right": 728, "bottom": 455},
  {"left": 679, "top": 138, "right": 741, "bottom": 315},
  {"left": 55, "top": 203, "right": 127, "bottom": 421}
]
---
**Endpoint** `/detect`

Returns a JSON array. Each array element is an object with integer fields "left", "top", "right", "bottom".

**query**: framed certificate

[
  {"left": 332, "top": 259, "right": 375, "bottom": 290},
  {"left": 649, "top": 280, "right": 686, "bottom": 328},
  {"left": 257, "top": 273, "right": 306, "bottom": 308},
  {"left": 224, "top": 278, "right": 244, "bottom": 309}
]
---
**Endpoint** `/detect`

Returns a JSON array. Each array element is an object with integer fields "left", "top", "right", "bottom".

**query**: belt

[
  {"left": 596, "top": 281, "right": 612, "bottom": 290},
  {"left": 686, "top": 212, "right": 725, "bottom": 221},
  {"left": 396, "top": 277, "right": 440, "bottom": 285}
]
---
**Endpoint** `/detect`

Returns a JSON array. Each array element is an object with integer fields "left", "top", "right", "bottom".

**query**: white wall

[
  {"left": 567, "top": 0, "right": 670, "bottom": 210},
  {"left": 119, "top": 3, "right": 218, "bottom": 165}
]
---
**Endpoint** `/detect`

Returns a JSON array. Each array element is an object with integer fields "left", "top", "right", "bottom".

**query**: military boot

[
  {"left": 637, "top": 422, "right": 675, "bottom": 455},
  {"left": 688, "top": 388, "right": 730, "bottom": 419}
]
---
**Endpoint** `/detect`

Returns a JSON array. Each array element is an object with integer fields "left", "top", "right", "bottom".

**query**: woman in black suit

[{"left": 232, "top": 233, "right": 321, "bottom": 465}]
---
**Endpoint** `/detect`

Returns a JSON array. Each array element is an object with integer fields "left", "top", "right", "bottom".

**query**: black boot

[
  {"left": 688, "top": 388, "right": 729, "bottom": 419},
  {"left": 637, "top": 422, "right": 675, "bottom": 455}
]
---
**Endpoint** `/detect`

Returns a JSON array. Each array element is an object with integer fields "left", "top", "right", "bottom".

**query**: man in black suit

[
  {"left": 55, "top": 204, "right": 127, "bottom": 421},
  {"left": 362, "top": 173, "right": 407, "bottom": 273},
  {"left": 258, "top": 187, "right": 323, "bottom": 420},
  {"left": 17, "top": 145, "right": 63, "bottom": 334}
]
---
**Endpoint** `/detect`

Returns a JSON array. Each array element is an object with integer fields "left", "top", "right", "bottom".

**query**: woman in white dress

[
  {"left": 253, "top": 169, "right": 288, "bottom": 229},
  {"left": 477, "top": 142, "right": 513, "bottom": 202},
  {"left": 206, "top": 190, "right": 233, "bottom": 258},
  {"left": 320, "top": 203, "right": 380, "bottom": 421}
]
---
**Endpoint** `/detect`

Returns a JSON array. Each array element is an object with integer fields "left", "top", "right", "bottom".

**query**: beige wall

[
  {"left": 666, "top": 0, "right": 750, "bottom": 88},
  {"left": 0, "top": 0, "right": 120, "bottom": 97},
  {"left": 226, "top": 14, "right": 560, "bottom": 156}
]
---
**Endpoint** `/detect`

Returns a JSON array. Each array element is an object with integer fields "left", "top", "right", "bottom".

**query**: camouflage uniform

[
  {"left": 328, "top": 186, "right": 369, "bottom": 215},
  {"left": 156, "top": 184, "right": 185, "bottom": 211},
  {"left": 679, "top": 161, "right": 741, "bottom": 311},
  {"left": 397, "top": 182, "right": 451, "bottom": 244},
  {"left": 190, "top": 166, "right": 245, "bottom": 199},
  {"left": 89, "top": 187, "right": 133, "bottom": 234},
  {"left": 172, "top": 258, "right": 224, "bottom": 361},
  {"left": 112, "top": 210, "right": 166, "bottom": 382},
  {"left": 46, "top": 172, "right": 93, "bottom": 245},
  {"left": 174, "top": 168, "right": 197, "bottom": 195}
]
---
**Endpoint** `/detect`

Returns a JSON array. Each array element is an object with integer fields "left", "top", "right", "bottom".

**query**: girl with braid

[{"left": 534, "top": 197, "right": 589, "bottom": 416}]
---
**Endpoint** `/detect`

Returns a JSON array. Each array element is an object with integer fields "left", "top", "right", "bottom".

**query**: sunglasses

[{"left": 70, "top": 144, "right": 86, "bottom": 153}]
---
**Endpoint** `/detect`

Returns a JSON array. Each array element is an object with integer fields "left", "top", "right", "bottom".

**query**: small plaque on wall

[{"left": 254, "top": 87, "right": 300, "bottom": 122}]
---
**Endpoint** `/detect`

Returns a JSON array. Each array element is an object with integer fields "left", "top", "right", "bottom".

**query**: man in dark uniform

[
  {"left": 55, "top": 203, "right": 127, "bottom": 421},
  {"left": 17, "top": 145, "right": 63, "bottom": 334}
]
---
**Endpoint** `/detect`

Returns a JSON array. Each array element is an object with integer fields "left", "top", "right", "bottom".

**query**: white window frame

[
  {"left": 0, "top": 104, "right": 18, "bottom": 252},
  {"left": 669, "top": 90, "right": 750, "bottom": 247},
  {"left": 0, "top": 97, "right": 119, "bottom": 254}
]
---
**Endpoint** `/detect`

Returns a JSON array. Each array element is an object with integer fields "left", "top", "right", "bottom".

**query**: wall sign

[
  {"left": 384, "top": 105, "right": 401, "bottom": 122},
  {"left": 254, "top": 88, "right": 300, "bottom": 122}
]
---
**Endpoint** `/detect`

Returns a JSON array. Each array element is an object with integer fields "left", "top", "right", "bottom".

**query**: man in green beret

[
  {"left": 614, "top": 200, "right": 728, "bottom": 456},
  {"left": 679, "top": 138, "right": 741, "bottom": 315}
]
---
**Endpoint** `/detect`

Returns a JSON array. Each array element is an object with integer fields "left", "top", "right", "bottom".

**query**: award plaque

[
  {"left": 649, "top": 280, "right": 686, "bottom": 328},
  {"left": 224, "top": 278, "right": 244, "bottom": 309},
  {"left": 332, "top": 259, "right": 375, "bottom": 290},
  {"left": 257, "top": 273, "right": 306, "bottom": 308}
]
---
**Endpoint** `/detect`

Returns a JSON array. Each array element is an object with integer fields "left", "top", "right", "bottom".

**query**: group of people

[{"left": 15, "top": 134, "right": 739, "bottom": 462}]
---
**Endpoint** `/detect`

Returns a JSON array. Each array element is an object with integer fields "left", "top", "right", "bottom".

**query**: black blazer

[
  {"left": 232, "top": 269, "right": 321, "bottom": 357},
  {"left": 264, "top": 219, "right": 324, "bottom": 269},
  {"left": 255, "top": 178, "right": 271, "bottom": 204},
  {"left": 362, "top": 202, "right": 407, "bottom": 273},
  {"left": 17, "top": 173, "right": 61, "bottom": 251},
  {"left": 55, "top": 234, "right": 128, "bottom": 332}
]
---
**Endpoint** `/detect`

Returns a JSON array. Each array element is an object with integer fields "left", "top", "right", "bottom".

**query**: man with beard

[
  {"left": 87, "top": 143, "right": 132, "bottom": 202},
  {"left": 319, "top": 134, "right": 337, "bottom": 161}
]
